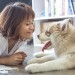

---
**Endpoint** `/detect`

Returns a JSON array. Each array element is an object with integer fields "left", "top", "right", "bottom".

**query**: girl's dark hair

[{"left": 0, "top": 2, "right": 35, "bottom": 37}]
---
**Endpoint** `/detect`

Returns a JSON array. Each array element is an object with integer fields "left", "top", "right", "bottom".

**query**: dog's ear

[
  {"left": 62, "top": 24, "right": 68, "bottom": 31},
  {"left": 61, "top": 19, "right": 70, "bottom": 32},
  {"left": 67, "top": 18, "right": 73, "bottom": 24}
]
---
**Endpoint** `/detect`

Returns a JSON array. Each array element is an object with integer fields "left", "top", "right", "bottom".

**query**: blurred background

[{"left": 0, "top": 0, "right": 32, "bottom": 12}]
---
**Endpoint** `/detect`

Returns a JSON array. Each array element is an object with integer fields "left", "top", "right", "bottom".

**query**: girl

[{"left": 0, "top": 2, "right": 35, "bottom": 65}]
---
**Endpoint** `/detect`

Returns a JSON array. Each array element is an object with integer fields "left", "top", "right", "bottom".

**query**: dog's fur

[{"left": 25, "top": 19, "right": 75, "bottom": 73}]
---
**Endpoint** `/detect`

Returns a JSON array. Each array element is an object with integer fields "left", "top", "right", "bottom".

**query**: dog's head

[{"left": 37, "top": 18, "right": 73, "bottom": 52}]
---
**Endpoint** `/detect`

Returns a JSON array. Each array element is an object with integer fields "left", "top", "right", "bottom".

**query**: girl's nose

[
  {"left": 29, "top": 25, "right": 35, "bottom": 32},
  {"left": 30, "top": 24, "right": 35, "bottom": 30}
]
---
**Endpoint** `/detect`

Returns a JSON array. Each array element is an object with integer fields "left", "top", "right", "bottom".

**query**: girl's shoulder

[
  {"left": 0, "top": 33, "right": 8, "bottom": 55},
  {"left": 0, "top": 33, "right": 7, "bottom": 43}
]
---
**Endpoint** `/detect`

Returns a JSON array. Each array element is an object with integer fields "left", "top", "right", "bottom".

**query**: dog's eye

[{"left": 45, "top": 31, "right": 51, "bottom": 36}]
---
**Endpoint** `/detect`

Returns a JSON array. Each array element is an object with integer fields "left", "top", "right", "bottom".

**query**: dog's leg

[
  {"left": 34, "top": 49, "right": 54, "bottom": 58},
  {"left": 34, "top": 52, "right": 50, "bottom": 58},
  {"left": 27, "top": 54, "right": 56, "bottom": 64},
  {"left": 25, "top": 54, "right": 74, "bottom": 73}
]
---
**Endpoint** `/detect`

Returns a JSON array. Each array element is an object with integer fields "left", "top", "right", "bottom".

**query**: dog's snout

[{"left": 37, "top": 35, "right": 39, "bottom": 38}]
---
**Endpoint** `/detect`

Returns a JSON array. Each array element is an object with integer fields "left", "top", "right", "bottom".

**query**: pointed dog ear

[
  {"left": 68, "top": 18, "right": 73, "bottom": 24},
  {"left": 61, "top": 19, "right": 70, "bottom": 32},
  {"left": 64, "top": 18, "right": 73, "bottom": 25},
  {"left": 62, "top": 23, "right": 69, "bottom": 31}
]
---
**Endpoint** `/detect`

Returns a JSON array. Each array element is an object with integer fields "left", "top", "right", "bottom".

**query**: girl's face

[{"left": 18, "top": 17, "right": 35, "bottom": 41}]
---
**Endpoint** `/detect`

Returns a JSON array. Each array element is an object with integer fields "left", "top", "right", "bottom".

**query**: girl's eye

[
  {"left": 31, "top": 22, "right": 34, "bottom": 25},
  {"left": 25, "top": 23, "right": 30, "bottom": 25},
  {"left": 25, "top": 22, "right": 34, "bottom": 25}
]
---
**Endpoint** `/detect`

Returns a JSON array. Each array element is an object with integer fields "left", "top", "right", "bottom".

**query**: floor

[
  {"left": 1, "top": 64, "right": 75, "bottom": 75},
  {"left": 0, "top": 45, "right": 75, "bottom": 75}
]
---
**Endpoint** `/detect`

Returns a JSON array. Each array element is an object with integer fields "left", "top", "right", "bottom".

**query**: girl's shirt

[{"left": 0, "top": 33, "right": 33, "bottom": 63}]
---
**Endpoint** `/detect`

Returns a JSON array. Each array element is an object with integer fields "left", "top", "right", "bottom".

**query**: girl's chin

[
  {"left": 20, "top": 36, "right": 32, "bottom": 40},
  {"left": 24, "top": 36, "right": 32, "bottom": 40},
  {"left": 27, "top": 36, "right": 32, "bottom": 39}
]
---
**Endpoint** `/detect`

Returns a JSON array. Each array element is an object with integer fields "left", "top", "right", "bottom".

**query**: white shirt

[{"left": 0, "top": 33, "right": 33, "bottom": 62}]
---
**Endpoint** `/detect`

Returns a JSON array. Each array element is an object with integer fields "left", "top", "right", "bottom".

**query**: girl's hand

[{"left": 7, "top": 52, "right": 27, "bottom": 65}]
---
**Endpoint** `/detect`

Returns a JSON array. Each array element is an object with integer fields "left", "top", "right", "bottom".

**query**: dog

[{"left": 25, "top": 18, "right": 75, "bottom": 73}]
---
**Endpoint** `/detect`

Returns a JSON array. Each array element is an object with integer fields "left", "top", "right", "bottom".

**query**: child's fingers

[{"left": 19, "top": 52, "right": 27, "bottom": 57}]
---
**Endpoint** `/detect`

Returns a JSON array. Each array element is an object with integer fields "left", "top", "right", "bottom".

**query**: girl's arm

[{"left": 0, "top": 52, "right": 27, "bottom": 65}]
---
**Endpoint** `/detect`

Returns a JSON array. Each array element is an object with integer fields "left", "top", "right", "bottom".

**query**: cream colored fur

[{"left": 25, "top": 19, "right": 75, "bottom": 73}]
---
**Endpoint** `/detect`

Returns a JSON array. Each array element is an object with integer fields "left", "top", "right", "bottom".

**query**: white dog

[{"left": 25, "top": 18, "right": 75, "bottom": 73}]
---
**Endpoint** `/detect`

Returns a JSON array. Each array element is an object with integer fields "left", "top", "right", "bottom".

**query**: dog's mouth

[{"left": 42, "top": 41, "right": 52, "bottom": 52}]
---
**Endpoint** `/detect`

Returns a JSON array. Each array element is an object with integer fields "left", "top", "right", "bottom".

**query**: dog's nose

[{"left": 37, "top": 35, "right": 39, "bottom": 38}]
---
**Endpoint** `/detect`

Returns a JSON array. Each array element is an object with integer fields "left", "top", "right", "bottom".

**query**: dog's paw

[
  {"left": 25, "top": 63, "right": 42, "bottom": 73},
  {"left": 34, "top": 52, "right": 47, "bottom": 58},
  {"left": 27, "top": 58, "right": 39, "bottom": 64}
]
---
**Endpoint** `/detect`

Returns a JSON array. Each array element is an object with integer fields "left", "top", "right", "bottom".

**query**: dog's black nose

[{"left": 37, "top": 35, "right": 39, "bottom": 38}]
